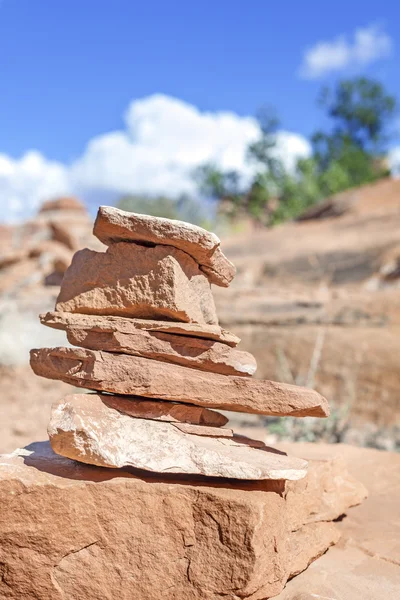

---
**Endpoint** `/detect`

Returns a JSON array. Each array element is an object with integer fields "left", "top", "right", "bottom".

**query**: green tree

[
  {"left": 247, "top": 106, "right": 281, "bottom": 177},
  {"left": 312, "top": 77, "right": 396, "bottom": 185},
  {"left": 192, "top": 163, "right": 242, "bottom": 202},
  {"left": 192, "top": 77, "right": 397, "bottom": 228}
]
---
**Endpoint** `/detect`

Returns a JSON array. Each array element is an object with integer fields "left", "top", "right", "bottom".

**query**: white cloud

[
  {"left": 0, "top": 151, "right": 69, "bottom": 223},
  {"left": 299, "top": 24, "right": 393, "bottom": 79},
  {"left": 0, "top": 94, "right": 311, "bottom": 223},
  {"left": 389, "top": 147, "right": 400, "bottom": 176},
  {"left": 70, "top": 95, "right": 263, "bottom": 196}
]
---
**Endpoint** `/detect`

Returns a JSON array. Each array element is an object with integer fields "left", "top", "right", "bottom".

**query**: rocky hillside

[
  {"left": 215, "top": 178, "right": 400, "bottom": 444},
  {"left": 1, "top": 180, "right": 400, "bottom": 452}
]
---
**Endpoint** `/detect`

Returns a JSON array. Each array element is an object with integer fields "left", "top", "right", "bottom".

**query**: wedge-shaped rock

[
  {"left": 56, "top": 243, "right": 218, "bottom": 325},
  {"left": 48, "top": 394, "right": 308, "bottom": 480},
  {"left": 93, "top": 206, "right": 236, "bottom": 287},
  {"left": 0, "top": 441, "right": 366, "bottom": 600},
  {"left": 41, "top": 311, "right": 240, "bottom": 346},
  {"left": 30, "top": 347, "right": 330, "bottom": 417},
  {"left": 41, "top": 313, "right": 255, "bottom": 376},
  {"left": 93, "top": 394, "right": 228, "bottom": 427}
]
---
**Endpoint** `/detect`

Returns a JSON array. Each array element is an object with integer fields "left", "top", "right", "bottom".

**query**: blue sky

[{"left": 0, "top": 0, "right": 399, "bottom": 221}]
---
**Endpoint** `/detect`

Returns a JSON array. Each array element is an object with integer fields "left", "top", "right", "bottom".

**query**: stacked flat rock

[{"left": 30, "top": 206, "right": 330, "bottom": 481}]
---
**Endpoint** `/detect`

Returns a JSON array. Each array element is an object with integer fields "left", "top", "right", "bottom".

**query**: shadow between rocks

[{"left": 22, "top": 441, "right": 285, "bottom": 493}]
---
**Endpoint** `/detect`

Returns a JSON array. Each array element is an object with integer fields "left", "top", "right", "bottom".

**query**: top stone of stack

[{"left": 93, "top": 206, "right": 236, "bottom": 287}]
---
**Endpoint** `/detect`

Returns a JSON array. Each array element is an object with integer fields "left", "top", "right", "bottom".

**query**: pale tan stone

[
  {"left": 55, "top": 242, "right": 218, "bottom": 324},
  {"left": 0, "top": 441, "right": 368, "bottom": 600},
  {"left": 41, "top": 312, "right": 255, "bottom": 376},
  {"left": 30, "top": 347, "right": 330, "bottom": 417},
  {"left": 48, "top": 394, "right": 308, "bottom": 480},
  {"left": 98, "top": 394, "right": 228, "bottom": 426},
  {"left": 93, "top": 205, "right": 236, "bottom": 287},
  {"left": 41, "top": 310, "right": 240, "bottom": 346},
  {"left": 171, "top": 422, "right": 233, "bottom": 436}
]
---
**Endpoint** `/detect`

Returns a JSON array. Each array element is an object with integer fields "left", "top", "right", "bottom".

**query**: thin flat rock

[
  {"left": 171, "top": 423, "right": 234, "bottom": 437},
  {"left": 98, "top": 394, "right": 228, "bottom": 427},
  {"left": 40, "top": 311, "right": 240, "bottom": 347},
  {"left": 93, "top": 206, "right": 236, "bottom": 287},
  {"left": 30, "top": 347, "right": 330, "bottom": 418},
  {"left": 40, "top": 313, "right": 255, "bottom": 376},
  {"left": 55, "top": 243, "right": 218, "bottom": 325},
  {"left": 48, "top": 393, "right": 308, "bottom": 480}
]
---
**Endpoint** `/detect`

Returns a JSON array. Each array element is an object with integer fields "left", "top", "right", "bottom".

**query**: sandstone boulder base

[
  {"left": 41, "top": 311, "right": 240, "bottom": 347},
  {"left": 93, "top": 205, "right": 236, "bottom": 287},
  {"left": 0, "top": 442, "right": 367, "bottom": 600},
  {"left": 40, "top": 313, "right": 255, "bottom": 376},
  {"left": 56, "top": 243, "right": 218, "bottom": 325},
  {"left": 98, "top": 394, "right": 228, "bottom": 426},
  {"left": 48, "top": 394, "right": 308, "bottom": 480},
  {"left": 30, "top": 347, "right": 330, "bottom": 417}
]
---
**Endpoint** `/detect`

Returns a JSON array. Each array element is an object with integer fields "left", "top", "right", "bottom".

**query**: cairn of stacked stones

[{"left": 30, "top": 206, "right": 329, "bottom": 480}]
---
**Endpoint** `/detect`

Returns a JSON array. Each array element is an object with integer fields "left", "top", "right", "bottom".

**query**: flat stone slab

[
  {"left": 0, "top": 441, "right": 366, "bottom": 600},
  {"left": 93, "top": 205, "right": 236, "bottom": 287},
  {"left": 96, "top": 394, "right": 228, "bottom": 427},
  {"left": 40, "top": 312, "right": 255, "bottom": 376},
  {"left": 30, "top": 347, "right": 330, "bottom": 417},
  {"left": 48, "top": 394, "right": 308, "bottom": 480},
  {"left": 41, "top": 311, "right": 240, "bottom": 347},
  {"left": 55, "top": 243, "right": 218, "bottom": 325}
]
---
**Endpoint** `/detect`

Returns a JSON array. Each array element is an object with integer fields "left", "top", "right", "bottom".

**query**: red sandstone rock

[
  {"left": 48, "top": 394, "right": 308, "bottom": 479},
  {"left": 30, "top": 347, "right": 330, "bottom": 417},
  {"left": 41, "top": 311, "right": 240, "bottom": 346},
  {"left": 41, "top": 312, "right": 255, "bottom": 376},
  {"left": 55, "top": 243, "right": 218, "bottom": 324},
  {"left": 93, "top": 206, "right": 236, "bottom": 287},
  {"left": 0, "top": 441, "right": 366, "bottom": 600},
  {"left": 97, "top": 394, "right": 228, "bottom": 426},
  {"left": 64, "top": 326, "right": 255, "bottom": 375}
]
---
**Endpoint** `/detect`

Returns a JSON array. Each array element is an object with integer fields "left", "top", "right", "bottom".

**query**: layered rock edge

[
  {"left": 40, "top": 311, "right": 241, "bottom": 347},
  {"left": 88, "top": 394, "right": 228, "bottom": 427},
  {"left": 30, "top": 347, "right": 330, "bottom": 417},
  {"left": 93, "top": 205, "right": 236, "bottom": 287},
  {"left": 40, "top": 312, "right": 255, "bottom": 376},
  {"left": 48, "top": 394, "right": 308, "bottom": 480}
]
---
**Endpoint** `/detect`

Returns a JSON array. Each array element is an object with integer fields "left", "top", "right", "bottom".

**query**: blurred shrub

[{"left": 193, "top": 76, "right": 397, "bottom": 227}]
